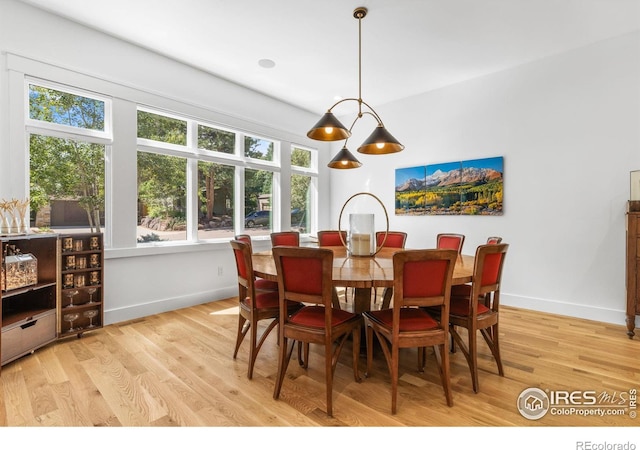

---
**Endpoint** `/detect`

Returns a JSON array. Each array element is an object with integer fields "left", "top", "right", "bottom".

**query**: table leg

[{"left": 352, "top": 287, "right": 372, "bottom": 314}]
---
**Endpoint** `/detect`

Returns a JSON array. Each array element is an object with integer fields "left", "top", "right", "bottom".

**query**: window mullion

[{"left": 186, "top": 121, "right": 198, "bottom": 241}]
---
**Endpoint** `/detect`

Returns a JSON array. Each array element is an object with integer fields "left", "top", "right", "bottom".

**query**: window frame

[
  {"left": 25, "top": 77, "right": 112, "bottom": 141},
  {"left": 10, "top": 55, "right": 319, "bottom": 256},
  {"left": 25, "top": 78, "right": 112, "bottom": 242}
]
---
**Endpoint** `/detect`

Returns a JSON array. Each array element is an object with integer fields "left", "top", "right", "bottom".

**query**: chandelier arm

[
  {"left": 326, "top": 97, "right": 361, "bottom": 113},
  {"left": 357, "top": 100, "right": 384, "bottom": 126},
  {"left": 325, "top": 99, "right": 383, "bottom": 126}
]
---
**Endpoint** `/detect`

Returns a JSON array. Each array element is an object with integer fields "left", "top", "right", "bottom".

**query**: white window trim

[{"left": 8, "top": 54, "right": 318, "bottom": 257}]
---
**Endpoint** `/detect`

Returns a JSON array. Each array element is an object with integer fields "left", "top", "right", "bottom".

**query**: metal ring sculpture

[{"left": 338, "top": 192, "right": 389, "bottom": 256}]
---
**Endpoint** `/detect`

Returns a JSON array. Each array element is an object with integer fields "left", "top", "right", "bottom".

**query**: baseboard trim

[
  {"left": 501, "top": 293, "right": 627, "bottom": 326},
  {"left": 104, "top": 287, "right": 237, "bottom": 325}
]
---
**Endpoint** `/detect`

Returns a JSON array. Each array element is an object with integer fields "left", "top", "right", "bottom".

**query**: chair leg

[
  {"left": 481, "top": 324, "right": 504, "bottom": 376},
  {"left": 365, "top": 324, "right": 374, "bottom": 378},
  {"left": 273, "top": 338, "right": 295, "bottom": 400},
  {"left": 380, "top": 288, "right": 393, "bottom": 310},
  {"left": 297, "top": 341, "right": 309, "bottom": 368},
  {"left": 433, "top": 343, "right": 453, "bottom": 406},
  {"left": 352, "top": 326, "right": 362, "bottom": 382},
  {"left": 468, "top": 329, "right": 479, "bottom": 393},
  {"left": 417, "top": 347, "right": 426, "bottom": 373},
  {"left": 324, "top": 339, "right": 334, "bottom": 417},
  {"left": 233, "top": 315, "right": 248, "bottom": 359},
  {"left": 331, "top": 287, "right": 341, "bottom": 309},
  {"left": 450, "top": 324, "right": 477, "bottom": 392},
  {"left": 247, "top": 316, "right": 259, "bottom": 379},
  {"left": 249, "top": 318, "right": 278, "bottom": 379},
  {"left": 390, "top": 344, "right": 399, "bottom": 415},
  {"left": 450, "top": 325, "right": 457, "bottom": 353}
]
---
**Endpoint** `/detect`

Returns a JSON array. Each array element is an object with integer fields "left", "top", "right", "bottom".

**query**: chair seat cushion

[
  {"left": 290, "top": 305, "right": 357, "bottom": 328},
  {"left": 255, "top": 278, "right": 279, "bottom": 291},
  {"left": 366, "top": 308, "right": 439, "bottom": 331},
  {"left": 450, "top": 296, "right": 490, "bottom": 316},
  {"left": 244, "top": 291, "right": 301, "bottom": 311},
  {"left": 246, "top": 290, "right": 280, "bottom": 309}
]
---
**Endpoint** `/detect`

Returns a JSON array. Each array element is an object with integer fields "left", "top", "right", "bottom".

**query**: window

[
  {"left": 290, "top": 174, "right": 311, "bottom": 233},
  {"left": 290, "top": 145, "right": 316, "bottom": 234},
  {"left": 197, "top": 161, "right": 234, "bottom": 240},
  {"left": 137, "top": 152, "right": 187, "bottom": 243},
  {"left": 244, "top": 168, "right": 273, "bottom": 237},
  {"left": 27, "top": 82, "right": 109, "bottom": 234},
  {"left": 138, "top": 110, "right": 187, "bottom": 145},
  {"left": 245, "top": 135, "right": 274, "bottom": 162},
  {"left": 136, "top": 108, "right": 286, "bottom": 244},
  {"left": 29, "top": 84, "right": 106, "bottom": 132},
  {"left": 21, "top": 74, "right": 317, "bottom": 251},
  {"left": 198, "top": 124, "right": 235, "bottom": 154},
  {"left": 291, "top": 147, "right": 311, "bottom": 168}
]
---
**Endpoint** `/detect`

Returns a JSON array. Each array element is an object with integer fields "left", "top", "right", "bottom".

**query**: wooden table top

[{"left": 252, "top": 246, "right": 474, "bottom": 288}]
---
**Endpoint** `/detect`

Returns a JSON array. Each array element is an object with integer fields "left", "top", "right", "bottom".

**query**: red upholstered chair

[
  {"left": 363, "top": 249, "right": 458, "bottom": 413},
  {"left": 317, "top": 230, "right": 347, "bottom": 247},
  {"left": 486, "top": 236, "right": 503, "bottom": 244},
  {"left": 270, "top": 231, "right": 300, "bottom": 247},
  {"left": 230, "top": 239, "right": 303, "bottom": 379},
  {"left": 448, "top": 243, "right": 509, "bottom": 393},
  {"left": 375, "top": 231, "right": 407, "bottom": 309},
  {"left": 272, "top": 246, "right": 363, "bottom": 417},
  {"left": 437, "top": 233, "right": 465, "bottom": 254},
  {"left": 234, "top": 234, "right": 278, "bottom": 292},
  {"left": 376, "top": 231, "right": 407, "bottom": 249}
]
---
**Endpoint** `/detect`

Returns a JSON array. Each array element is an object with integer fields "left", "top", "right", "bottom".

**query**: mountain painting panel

[{"left": 394, "top": 156, "right": 503, "bottom": 216}]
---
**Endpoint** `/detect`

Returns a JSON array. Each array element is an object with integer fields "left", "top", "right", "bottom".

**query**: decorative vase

[
  {"left": 10, "top": 214, "right": 20, "bottom": 234},
  {"left": 349, "top": 213, "right": 375, "bottom": 256},
  {"left": 20, "top": 213, "right": 30, "bottom": 234},
  {"left": 338, "top": 192, "right": 389, "bottom": 257},
  {"left": 1, "top": 214, "right": 10, "bottom": 235}
]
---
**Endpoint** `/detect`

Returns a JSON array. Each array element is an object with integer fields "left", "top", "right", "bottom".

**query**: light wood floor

[{"left": 0, "top": 295, "right": 638, "bottom": 428}]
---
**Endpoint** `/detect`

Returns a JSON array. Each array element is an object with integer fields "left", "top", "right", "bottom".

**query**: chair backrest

[
  {"left": 376, "top": 231, "right": 407, "bottom": 248},
  {"left": 271, "top": 231, "right": 300, "bottom": 247},
  {"left": 392, "top": 248, "right": 458, "bottom": 323},
  {"left": 470, "top": 243, "right": 509, "bottom": 312},
  {"left": 235, "top": 234, "right": 253, "bottom": 252},
  {"left": 436, "top": 233, "right": 465, "bottom": 253},
  {"left": 317, "top": 230, "right": 347, "bottom": 247},
  {"left": 230, "top": 239, "right": 256, "bottom": 300},
  {"left": 273, "top": 246, "right": 334, "bottom": 325},
  {"left": 486, "top": 236, "right": 503, "bottom": 244}
]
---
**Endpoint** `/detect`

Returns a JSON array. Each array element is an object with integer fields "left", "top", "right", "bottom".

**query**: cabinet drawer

[{"left": 1, "top": 309, "right": 56, "bottom": 365}]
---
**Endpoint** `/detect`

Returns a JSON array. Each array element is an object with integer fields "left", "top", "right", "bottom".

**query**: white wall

[
  {"left": 330, "top": 31, "right": 640, "bottom": 325},
  {"left": 0, "top": 0, "right": 333, "bottom": 324}
]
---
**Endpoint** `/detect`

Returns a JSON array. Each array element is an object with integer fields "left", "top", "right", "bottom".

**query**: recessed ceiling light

[{"left": 258, "top": 59, "right": 276, "bottom": 69}]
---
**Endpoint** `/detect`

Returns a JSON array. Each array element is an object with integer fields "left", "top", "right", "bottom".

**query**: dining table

[{"left": 252, "top": 246, "right": 475, "bottom": 314}]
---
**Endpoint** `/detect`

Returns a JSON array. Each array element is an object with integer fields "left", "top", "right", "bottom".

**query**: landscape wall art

[{"left": 395, "top": 156, "right": 503, "bottom": 216}]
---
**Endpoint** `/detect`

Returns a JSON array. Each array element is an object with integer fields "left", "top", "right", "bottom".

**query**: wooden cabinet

[
  {"left": 1, "top": 234, "right": 58, "bottom": 367},
  {"left": 625, "top": 201, "right": 640, "bottom": 338},
  {"left": 59, "top": 233, "right": 104, "bottom": 338}
]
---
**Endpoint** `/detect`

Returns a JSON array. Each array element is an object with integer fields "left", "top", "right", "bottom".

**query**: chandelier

[{"left": 306, "top": 7, "right": 404, "bottom": 169}]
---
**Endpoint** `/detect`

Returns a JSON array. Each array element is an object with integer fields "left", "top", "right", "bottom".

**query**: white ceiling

[{"left": 16, "top": 0, "right": 640, "bottom": 114}]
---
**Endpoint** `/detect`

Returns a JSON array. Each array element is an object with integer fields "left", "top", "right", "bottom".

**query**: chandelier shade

[
  {"left": 307, "top": 112, "right": 351, "bottom": 141},
  {"left": 357, "top": 124, "right": 404, "bottom": 155},
  {"left": 308, "top": 7, "right": 404, "bottom": 169},
  {"left": 327, "top": 146, "right": 362, "bottom": 169}
]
